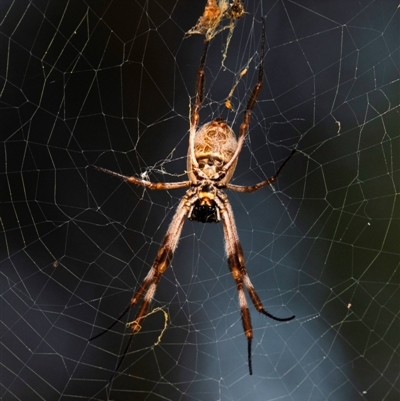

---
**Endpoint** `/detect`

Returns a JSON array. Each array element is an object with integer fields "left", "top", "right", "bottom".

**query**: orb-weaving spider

[{"left": 91, "top": 23, "right": 295, "bottom": 376}]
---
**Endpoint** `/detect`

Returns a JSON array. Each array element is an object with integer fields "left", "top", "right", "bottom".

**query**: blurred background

[{"left": 1, "top": 1, "right": 399, "bottom": 400}]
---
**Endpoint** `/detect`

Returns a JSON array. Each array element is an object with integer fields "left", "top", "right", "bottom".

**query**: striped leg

[
  {"left": 90, "top": 195, "right": 191, "bottom": 377},
  {"left": 219, "top": 199, "right": 254, "bottom": 374},
  {"left": 217, "top": 194, "right": 295, "bottom": 375},
  {"left": 127, "top": 195, "right": 189, "bottom": 333}
]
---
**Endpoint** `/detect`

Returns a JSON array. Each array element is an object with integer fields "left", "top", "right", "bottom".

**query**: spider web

[{"left": 1, "top": 1, "right": 399, "bottom": 400}]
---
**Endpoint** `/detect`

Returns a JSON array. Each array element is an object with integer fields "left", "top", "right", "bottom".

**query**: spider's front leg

[
  {"left": 125, "top": 192, "right": 193, "bottom": 332},
  {"left": 89, "top": 189, "right": 198, "bottom": 376},
  {"left": 215, "top": 190, "right": 295, "bottom": 375}
]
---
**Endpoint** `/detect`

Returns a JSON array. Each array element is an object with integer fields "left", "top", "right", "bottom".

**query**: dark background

[{"left": 1, "top": 1, "right": 399, "bottom": 400}]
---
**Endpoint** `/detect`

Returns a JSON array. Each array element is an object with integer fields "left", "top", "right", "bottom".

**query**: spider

[{"left": 90, "top": 23, "right": 295, "bottom": 376}]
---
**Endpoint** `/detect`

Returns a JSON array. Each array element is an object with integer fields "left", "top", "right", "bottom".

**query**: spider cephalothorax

[
  {"left": 188, "top": 182, "right": 219, "bottom": 223},
  {"left": 91, "top": 22, "right": 295, "bottom": 376}
]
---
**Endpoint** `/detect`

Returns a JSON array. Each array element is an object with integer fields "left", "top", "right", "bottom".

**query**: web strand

[{"left": 1, "top": 1, "right": 399, "bottom": 400}]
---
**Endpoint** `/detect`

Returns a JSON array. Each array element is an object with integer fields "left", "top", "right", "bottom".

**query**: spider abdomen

[
  {"left": 193, "top": 119, "right": 237, "bottom": 164},
  {"left": 188, "top": 118, "right": 238, "bottom": 185}
]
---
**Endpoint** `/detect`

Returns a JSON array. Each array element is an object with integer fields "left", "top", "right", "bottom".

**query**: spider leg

[
  {"left": 222, "top": 20, "right": 265, "bottom": 175},
  {"left": 90, "top": 193, "right": 194, "bottom": 377},
  {"left": 89, "top": 303, "right": 133, "bottom": 342},
  {"left": 227, "top": 149, "right": 296, "bottom": 193},
  {"left": 216, "top": 192, "right": 294, "bottom": 375},
  {"left": 91, "top": 165, "right": 190, "bottom": 190},
  {"left": 216, "top": 195, "right": 254, "bottom": 374},
  {"left": 189, "top": 40, "right": 210, "bottom": 171},
  {"left": 221, "top": 198, "right": 295, "bottom": 321}
]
